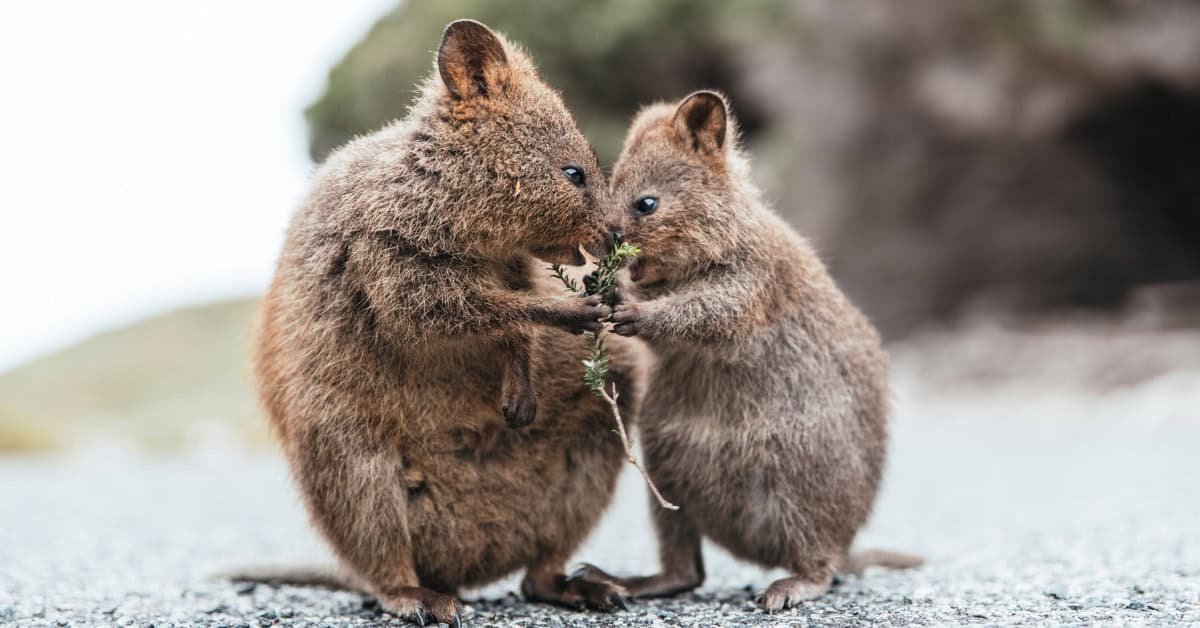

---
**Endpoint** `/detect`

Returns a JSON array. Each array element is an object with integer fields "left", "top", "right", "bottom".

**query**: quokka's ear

[
  {"left": 438, "top": 19, "right": 508, "bottom": 100},
  {"left": 672, "top": 91, "right": 728, "bottom": 156}
]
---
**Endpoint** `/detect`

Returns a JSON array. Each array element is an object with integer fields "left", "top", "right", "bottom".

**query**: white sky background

[{"left": 0, "top": 0, "right": 397, "bottom": 370}]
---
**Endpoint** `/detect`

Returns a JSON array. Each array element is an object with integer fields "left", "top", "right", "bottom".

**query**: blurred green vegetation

[
  {"left": 304, "top": 0, "right": 1130, "bottom": 165},
  {"left": 305, "top": 0, "right": 796, "bottom": 164},
  {"left": 0, "top": 298, "right": 268, "bottom": 453}
]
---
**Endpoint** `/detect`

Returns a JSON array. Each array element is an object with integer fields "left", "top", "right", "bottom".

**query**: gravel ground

[{"left": 3, "top": 326, "right": 1199, "bottom": 626}]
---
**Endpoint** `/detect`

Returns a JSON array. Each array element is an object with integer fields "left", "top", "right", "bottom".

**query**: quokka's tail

[
  {"left": 840, "top": 549, "right": 925, "bottom": 576},
  {"left": 220, "top": 565, "right": 368, "bottom": 593}
]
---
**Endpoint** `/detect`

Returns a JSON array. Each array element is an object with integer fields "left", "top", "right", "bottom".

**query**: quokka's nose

[{"left": 608, "top": 226, "right": 624, "bottom": 246}]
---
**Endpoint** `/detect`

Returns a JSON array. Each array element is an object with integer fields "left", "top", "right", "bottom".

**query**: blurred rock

[{"left": 751, "top": 1, "right": 1200, "bottom": 336}]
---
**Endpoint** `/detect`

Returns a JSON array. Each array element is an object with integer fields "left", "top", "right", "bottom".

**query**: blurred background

[
  {"left": 2, "top": 0, "right": 1197, "bottom": 454},
  {"left": 2, "top": 2, "right": 1198, "bottom": 624}
]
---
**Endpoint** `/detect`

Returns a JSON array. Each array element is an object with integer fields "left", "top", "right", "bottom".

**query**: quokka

[
  {"left": 576, "top": 91, "right": 921, "bottom": 611},
  {"left": 254, "top": 20, "right": 638, "bottom": 625}
]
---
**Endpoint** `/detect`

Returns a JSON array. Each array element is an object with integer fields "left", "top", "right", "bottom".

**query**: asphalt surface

[{"left": 3, "top": 339, "right": 1199, "bottom": 625}]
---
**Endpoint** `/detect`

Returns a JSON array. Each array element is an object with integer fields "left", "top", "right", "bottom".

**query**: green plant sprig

[
  {"left": 548, "top": 263, "right": 580, "bottom": 294},
  {"left": 546, "top": 242, "right": 678, "bottom": 510},
  {"left": 589, "top": 241, "right": 641, "bottom": 303},
  {"left": 549, "top": 242, "right": 640, "bottom": 394}
]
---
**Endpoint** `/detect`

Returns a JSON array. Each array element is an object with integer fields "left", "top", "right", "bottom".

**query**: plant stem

[
  {"left": 599, "top": 382, "right": 679, "bottom": 510},
  {"left": 546, "top": 242, "right": 678, "bottom": 511}
]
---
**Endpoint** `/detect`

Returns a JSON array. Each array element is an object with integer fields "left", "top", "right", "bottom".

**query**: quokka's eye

[
  {"left": 562, "top": 166, "right": 585, "bottom": 187},
  {"left": 633, "top": 196, "right": 659, "bottom": 216}
]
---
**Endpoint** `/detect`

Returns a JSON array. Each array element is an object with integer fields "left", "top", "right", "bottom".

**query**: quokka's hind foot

[
  {"left": 382, "top": 587, "right": 462, "bottom": 627},
  {"left": 523, "top": 565, "right": 629, "bottom": 612},
  {"left": 757, "top": 572, "right": 834, "bottom": 612},
  {"left": 570, "top": 563, "right": 703, "bottom": 599}
]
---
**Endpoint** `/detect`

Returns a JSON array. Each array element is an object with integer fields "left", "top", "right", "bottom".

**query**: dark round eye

[
  {"left": 633, "top": 196, "right": 659, "bottom": 216},
  {"left": 562, "top": 166, "right": 585, "bottom": 187}
]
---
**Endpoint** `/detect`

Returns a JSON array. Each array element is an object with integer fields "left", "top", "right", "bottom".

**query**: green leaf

[{"left": 548, "top": 263, "right": 581, "bottom": 293}]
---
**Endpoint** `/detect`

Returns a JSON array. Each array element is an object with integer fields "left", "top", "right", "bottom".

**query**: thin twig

[
  {"left": 548, "top": 242, "right": 677, "bottom": 510},
  {"left": 598, "top": 382, "right": 679, "bottom": 511}
]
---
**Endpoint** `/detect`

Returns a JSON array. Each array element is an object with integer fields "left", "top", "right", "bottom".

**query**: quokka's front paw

[
  {"left": 501, "top": 389, "right": 537, "bottom": 428},
  {"left": 608, "top": 303, "right": 645, "bottom": 337},
  {"left": 590, "top": 278, "right": 624, "bottom": 307},
  {"left": 552, "top": 294, "right": 607, "bottom": 335}
]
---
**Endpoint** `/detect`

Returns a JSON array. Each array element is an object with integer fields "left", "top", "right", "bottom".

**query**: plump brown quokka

[
  {"left": 254, "top": 20, "right": 639, "bottom": 625},
  {"left": 574, "top": 91, "right": 921, "bottom": 611}
]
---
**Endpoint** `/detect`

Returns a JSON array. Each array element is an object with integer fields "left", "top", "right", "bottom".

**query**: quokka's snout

[
  {"left": 537, "top": 205, "right": 611, "bottom": 265},
  {"left": 583, "top": 225, "right": 618, "bottom": 259}
]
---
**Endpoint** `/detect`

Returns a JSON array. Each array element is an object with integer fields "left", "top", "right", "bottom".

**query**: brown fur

[
  {"left": 253, "top": 20, "right": 638, "bottom": 623},
  {"left": 577, "top": 92, "right": 919, "bottom": 611}
]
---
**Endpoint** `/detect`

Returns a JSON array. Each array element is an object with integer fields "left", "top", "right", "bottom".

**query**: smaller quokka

[{"left": 575, "top": 91, "right": 921, "bottom": 611}]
